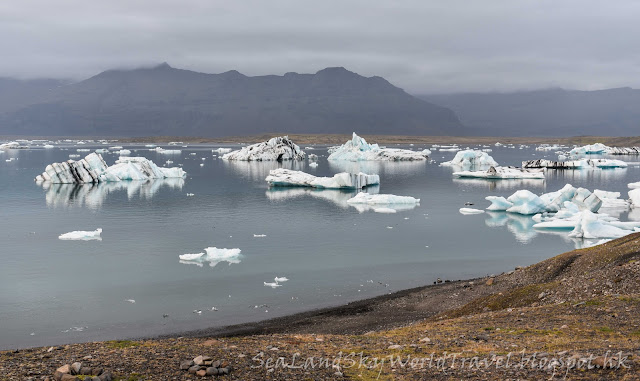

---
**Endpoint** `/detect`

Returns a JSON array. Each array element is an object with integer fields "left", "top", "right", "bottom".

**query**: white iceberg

[
  {"left": 459, "top": 208, "right": 485, "bottom": 215},
  {"left": 179, "top": 247, "right": 242, "bottom": 268},
  {"left": 35, "top": 153, "right": 186, "bottom": 184},
  {"left": 628, "top": 182, "right": 640, "bottom": 189},
  {"left": 222, "top": 136, "right": 305, "bottom": 161},
  {"left": 593, "top": 190, "right": 630, "bottom": 209},
  {"left": 154, "top": 147, "right": 182, "bottom": 154},
  {"left": 327, "top": 133, "right": 430, "bottom": 161},
  {"left": 0, "top": 141, "right": 20, "bottom": 150},
  {"left": 43, "top": 144, "right": 54, "bottom": 149},
  {"left": 265, "top": 168, "right": 379, "bottom": 190},
  {"left": 630, "top": 189, "right": 640, "bottom": 208},
  {"left": 59, "top": 228, "right": 102, "bottom": 241},
  {"left": 453, "top": 166, "right": 544, "bottom": 179},
  {"left": 441, "top": 150, "right": 498, "bottom": 168},
  {"left": 214, "top": 148, "right": 232, "bottom": 154}
]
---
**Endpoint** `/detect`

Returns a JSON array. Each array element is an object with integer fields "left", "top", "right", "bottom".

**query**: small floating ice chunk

[
  {"left": 179, "top": 247, "right": 242, "bottom": 267},
  {"left": 309, "top": 162, "right": 318, "bottom": 168},
  {"left": 629, "top": 181, "right": 640, "bottom": 189},
  {"left": 459, "top": 208, "right": 485, "bottom": 215},
  {"left": 264, "top": 282, "right": 281, "bottom": 288},
  {"left": 126, "top": 299, "right": 136, "bottom": 303},
  {"left": 569, "top": 211, "right": 632, "bottom": 239},
  {"left": 59, "top": 228, "right": 102, "bottom": 241},
  {"left": 43, "top": 144, "right": 54, "bottom": 149},
  {"left": 274, "top": 277, "right": 289, "bottom": 282},
  {"left": 213, "top": 148, "right": 232, "bottom": 154},
  {"left": 374, "top": 207, "right": 397, "bottom": 214},
  {"left": 253, "top": 234, "right": 267, "bottom": 237}
]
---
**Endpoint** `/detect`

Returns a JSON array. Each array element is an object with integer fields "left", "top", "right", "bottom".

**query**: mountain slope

[
  {"left": 421, "top": 88, "right": 640, "bottom": 137},
  {"left": 0, "top": 64, "right": 463, "bottom": 137}
]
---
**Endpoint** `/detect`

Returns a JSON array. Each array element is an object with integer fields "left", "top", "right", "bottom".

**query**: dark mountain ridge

[{"left": 0, "top": 64, "right": 463, "bottom": 137}]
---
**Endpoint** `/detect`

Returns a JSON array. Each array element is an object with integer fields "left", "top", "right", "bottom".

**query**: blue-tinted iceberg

[{"left": 328, "top": 133, "right": 430, "bottom": 161}]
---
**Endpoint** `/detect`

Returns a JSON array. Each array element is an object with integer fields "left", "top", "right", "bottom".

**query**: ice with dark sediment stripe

[
  {"left": 35, "top": 153, "right": 186, "bottom": 184},
  {"left": 222, "top": 136, "right": 305, "bottom": 161}
]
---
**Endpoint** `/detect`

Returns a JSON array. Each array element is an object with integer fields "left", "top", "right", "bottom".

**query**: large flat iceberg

[
  {"left": 265, "top": 168, "right": 379, "bottom": 189},
  {"left": 35, "top": 153, "right": 186, "bottom": 184},
  {"left": 328, "top": 133, "right": 430, "bottom": 161},
  {"left": 484, "top": 184, "right": 602, "bottom": 215},
  {"left": 453, "top": 166, "right": 544, "bottom": 179},
  {"left": 222, "top": 136, "right": 305, "bottom": 161}
]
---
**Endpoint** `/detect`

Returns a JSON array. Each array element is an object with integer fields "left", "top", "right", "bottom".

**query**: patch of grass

[
  {"left": 106, "top": 340, "right": 141, "bottom": 349},
  {"left": 631, "top": 330, "right": 640, "bottom": 336},
  {"left": 483, "top": 327, "right": 495, "bottom": 331},
  {"left": 598, "top": 327, "right": 615, "bottom": 333},
  {"left": 585, "top": 300, "right": 602, "bottom": 306}
]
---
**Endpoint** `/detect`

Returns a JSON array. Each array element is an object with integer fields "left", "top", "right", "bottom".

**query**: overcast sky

[{"left": 1, "top": 0, "right": 639, "bottom": 94}]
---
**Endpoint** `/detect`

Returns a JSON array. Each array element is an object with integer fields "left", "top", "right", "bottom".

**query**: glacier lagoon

[{"left": 1, "top": 142, "right": 639, "bottom": 349}]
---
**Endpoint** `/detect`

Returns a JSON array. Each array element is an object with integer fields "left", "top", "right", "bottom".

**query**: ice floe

[
  {"left": 453, "top": 166, "right": 544, "bottom": 179},
  {"left": 485, "top": 184, "right": 603, "bottom": 215},
  {"left": 222, "top": 136, "right": 305, "bottom": 161},
  {"left": 629, "top": 181, "right": 640, "bottom": 189},
  {"left": 441, "top": 150, "right": 499, "bottom": 169},
  {"left": 58, "top": 228, "right": 102, "bottom": 241},
  {"left": 35, "top": 153, "right": 186, "bottom": 184},
  {"left": 459, "top": 208, "right": 485, "bottom": 215},
  {"left": 347, "top": 192, "right": 420, "bottom": 205},
  {"left": 327, "top": 133, "right": 430, "bottom": 161},
  {"left": 569, "top": 143, "right": 609, "bottom": 156},
  {"left": 178, "top": 247, "right": 242, "bottom": 268},
  {"left": 265, "top": 168, "right": 379, "bottom": 189},
  {"left": 0, "top": 141, "right": 20, "bottom": 150}
]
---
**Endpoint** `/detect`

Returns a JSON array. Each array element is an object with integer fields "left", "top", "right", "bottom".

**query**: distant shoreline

[{"left": 2, "top": 133, "right": 640, "bottom": 146}]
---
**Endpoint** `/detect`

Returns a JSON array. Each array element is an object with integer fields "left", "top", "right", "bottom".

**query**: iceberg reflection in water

[
  {"left": 42, "top": 178, "right": 185, "bottom": 209},
  {"left": 452, "top": 178, "right": 545, "bottom": 192}
]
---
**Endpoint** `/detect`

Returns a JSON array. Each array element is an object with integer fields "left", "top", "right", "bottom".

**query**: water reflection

[
  {"left": 452, "top": 178, "right": 545, "bottom": 191},
  {"left": 328, "top": 160, "right": 427, "bottom": 176},
  {"left": 544, "top": 168, "right": 628, "bottom": 182},
  {"left": 265, "top": 187, "right": 374, "bottom": 209},
  {"left": 223, "top": 160, "right": 307, "bottom": 182},
  {"left": 42, "top": 179, "right": 184, "bottom": 209}
]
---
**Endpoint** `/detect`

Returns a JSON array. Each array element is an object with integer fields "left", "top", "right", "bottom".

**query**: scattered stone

[
  {"left": 486, "top": 278, "right": 494, "bottom": 286},
  {"left": 196, "top": 369, "right": 207, "bottom": 377},
  {"left": 188, "top": 365, "right": 201, "bottom": 374},
  {"left": 71, "top": 362, "right": 82, "bottom": 375},
  {"left": 193, "top": 355, "right": 205, "bottom": 366},
  {"left": 388, "top": 344, "right": 403, "bottom": 349},
  {"left": 206, "top": 367, "right": 219, "bottom": 376},
  {"left": 180, "top": 360, "right": 194, "bottom": 370}
]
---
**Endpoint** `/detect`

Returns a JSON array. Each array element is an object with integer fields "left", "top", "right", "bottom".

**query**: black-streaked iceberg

[
  {"left": 222, "top": 136, "right": 305, "bottom": 161},
  {"left": 35, "top": 153, "right": 186, "bottom": 184}
]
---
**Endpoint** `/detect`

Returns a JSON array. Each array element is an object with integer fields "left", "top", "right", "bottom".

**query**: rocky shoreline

[{"left": 3, "top": 233, "right": 640, "bottom": 380}]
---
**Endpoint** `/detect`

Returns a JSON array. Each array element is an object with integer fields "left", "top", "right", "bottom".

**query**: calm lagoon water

[{"left": 1, "top": 142, "right": 638, "bottom": 349}]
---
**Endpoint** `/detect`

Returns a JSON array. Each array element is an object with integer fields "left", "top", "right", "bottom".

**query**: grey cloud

[{"left": 1, "top": 0, "right": 640, "bottom": 93}]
